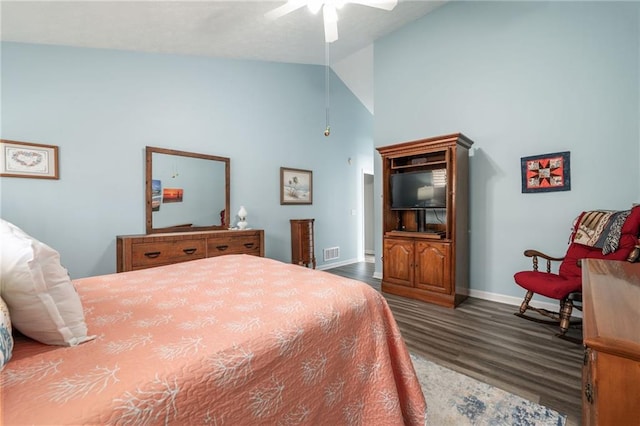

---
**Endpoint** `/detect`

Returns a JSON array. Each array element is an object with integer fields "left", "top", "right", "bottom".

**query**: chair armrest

[
  {"left": 523, "top": 249, "right": 565, "bottom": 273},
  {"left": 523, "top": 249, "right": 564, "bottom": 261}
]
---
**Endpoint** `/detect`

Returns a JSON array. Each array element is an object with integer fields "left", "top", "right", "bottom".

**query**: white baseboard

[
  {"left": 316, "top": 258, "right": 359, "bottom": 271},
  {"left": 464, "top": 288, "right": 582, "bottom": 318},
  {"left": 326, "top": 261, "right": 581, "bottom": 318}
]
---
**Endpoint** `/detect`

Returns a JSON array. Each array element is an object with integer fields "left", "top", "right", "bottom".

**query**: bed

[{"left": 1, "top": 253, "right": 426, "bottom": 425}]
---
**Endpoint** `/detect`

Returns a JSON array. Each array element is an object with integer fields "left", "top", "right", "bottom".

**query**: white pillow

[
  {"left": 0, "top": 219, "right": 94, "bottom": 346},
  {"left": 0, "top": 296, "right": 13, "bottom": 370}
]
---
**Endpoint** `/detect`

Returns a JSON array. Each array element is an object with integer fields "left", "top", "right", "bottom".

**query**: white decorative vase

[{"left": 237, "top": 206, "right": 248, "bottom": 229}]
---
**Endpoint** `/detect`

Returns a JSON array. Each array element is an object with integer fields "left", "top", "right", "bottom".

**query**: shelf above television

[
  {"left": 390, "top": 150, "right": 447, "bottom": 170},
  {"left": 391, "top": 162, "right": 446, "bottom": 170}
]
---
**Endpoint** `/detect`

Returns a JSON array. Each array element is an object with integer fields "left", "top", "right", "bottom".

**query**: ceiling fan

[{"left": 265, "top": 0, "right": 398, "bottom": 43}]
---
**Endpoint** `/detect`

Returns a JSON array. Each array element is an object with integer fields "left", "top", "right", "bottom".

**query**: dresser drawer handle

[
  {"left": 244, "top": 243, "right": 255, "bottom": 249},
  {"left": 216, "top": 245, "right": 229, "bottom": 251},
  {"left": 183, "top": 248, "right": 198, "bottom": 255},
  {"left": 144, "top": 251, "right": 161, "bottom": 258}
]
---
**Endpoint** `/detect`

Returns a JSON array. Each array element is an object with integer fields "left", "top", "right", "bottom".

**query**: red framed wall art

[{"left": 521, "top": 151, "right": 570, "bottom": 193}]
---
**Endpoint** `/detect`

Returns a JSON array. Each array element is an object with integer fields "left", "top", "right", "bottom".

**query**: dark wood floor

[{"left": 325, "top": 261, "right": 583, "bottom": 426}]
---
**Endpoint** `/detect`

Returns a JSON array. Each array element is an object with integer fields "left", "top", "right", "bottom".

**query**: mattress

[{"left": 1, "top": 254, "right": 426, "bottom": 425}]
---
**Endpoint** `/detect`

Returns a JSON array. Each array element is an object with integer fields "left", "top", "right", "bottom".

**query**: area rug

[{"left": 411, "top": 354, "right": 566, "bottom": 426}]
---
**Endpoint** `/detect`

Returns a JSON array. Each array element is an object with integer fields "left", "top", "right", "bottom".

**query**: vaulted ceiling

[{"left": 1, "top": 1, "right": 444, "bottom": 65}]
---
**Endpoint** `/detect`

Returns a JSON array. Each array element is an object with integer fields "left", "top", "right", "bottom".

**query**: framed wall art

[
  {"left": 521, "top": 151, "right": 570, "bottom": 193},
  {"left": 162, "top": 188, "right": 184, "bottom": 203},
  {"left": 0, "top": 139, "right": 59, "bottom": 179},
  {"left": 151, "top": 179, "right": 162, "bottom": 211},
  {"left": 280, "top": 167, "right": 312, "bottom": 205}
]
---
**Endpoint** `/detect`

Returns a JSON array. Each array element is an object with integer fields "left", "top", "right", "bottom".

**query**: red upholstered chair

[{"left": 514, "top": 206, "right": 640, "bottom": 341}]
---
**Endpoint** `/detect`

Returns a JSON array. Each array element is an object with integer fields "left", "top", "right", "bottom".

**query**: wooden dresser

[
  {"left": 582, "top": 259, "right": 640, "bottom": 425},
  {"left": 290, "top": 219, "right": 315, "bottom": 269},
  {"left": 116, "top": 229, "right": 264, "bottom": 272}
]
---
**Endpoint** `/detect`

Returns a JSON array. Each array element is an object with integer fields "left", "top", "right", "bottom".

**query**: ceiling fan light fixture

[
  {"left": 323, "top": 5, "right": 338, "bottom": 24},
  {"left": 307, "top": 0, "right": 323, "bottom": 14},
  {"left": 265, "top": 0, "right": 398, "bottom": 43}
]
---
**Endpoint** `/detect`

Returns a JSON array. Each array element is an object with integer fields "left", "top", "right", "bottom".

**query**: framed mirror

[{"left": 145, "top": 146, "right": 230, "bottom": 234}]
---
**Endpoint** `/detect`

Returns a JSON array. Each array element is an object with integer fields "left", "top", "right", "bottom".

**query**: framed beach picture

[
  {"left": 162, "top": 188, "right": 184, "bottom": 203},
  {"left": 280, "top": 167, "right": 312, "bottom": 205},
  {"left": 521, "top": 151, "right": 570, "bottom": 193},
  {"left": 0, "top": 140, "right": 59, "bottom": 179},
  {"left": 151, "top": 179, "right": 162, "bottom": 211}
]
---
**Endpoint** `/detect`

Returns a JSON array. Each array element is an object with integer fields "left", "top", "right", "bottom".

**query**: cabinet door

[
  {"left": 587, "top": 350, "right": 640, "bottom": 425},
  {"left": 582, "top": 347, "right": 595, "bottom": 426},
  {"left": 383, "top": 238, "right": 414, "bottom": 287},
  {"left": 415, "top": 241, "right": 451, "bottom": 294}
]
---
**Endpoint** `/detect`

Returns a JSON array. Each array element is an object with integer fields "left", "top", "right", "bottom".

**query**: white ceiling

[{"left": 0, "top": 0, "right": 444, "bottom": 65}]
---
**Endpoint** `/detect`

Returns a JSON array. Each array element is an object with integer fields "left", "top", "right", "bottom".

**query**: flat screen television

[{"left": 391, "top": 169, "right": 447, "bottom": 209}]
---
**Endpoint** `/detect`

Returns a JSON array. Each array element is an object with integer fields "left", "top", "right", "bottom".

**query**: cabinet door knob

[
  {"left": 244, "top": 243, "right": 255, "bottom": 248},
  {"left": 144, "top": 251, "right": 161, "bottom": 258},
  {"left": 216, "top": 245, "right": 229, "bottom": 251},
  {"left": 183, "top": 248, "right": 197, "bottom": 255}
]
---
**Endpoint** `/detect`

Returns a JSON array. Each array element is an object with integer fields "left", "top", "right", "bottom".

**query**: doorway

[{"left": 363, "top": 172, "right": 374, "bottom": 263}]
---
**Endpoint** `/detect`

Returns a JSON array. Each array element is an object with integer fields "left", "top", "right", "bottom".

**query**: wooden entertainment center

[{"left": 377, "top": 133, "right": 473, "bottom": 308}]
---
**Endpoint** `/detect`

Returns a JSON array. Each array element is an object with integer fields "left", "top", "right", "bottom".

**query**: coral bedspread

[{"left": 1, "top": 255, "right": 425, "bottom": 425}]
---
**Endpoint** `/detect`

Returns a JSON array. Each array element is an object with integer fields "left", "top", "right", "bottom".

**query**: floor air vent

[{"left": 323, "top": 247, "right": 340, "bottom": 261}]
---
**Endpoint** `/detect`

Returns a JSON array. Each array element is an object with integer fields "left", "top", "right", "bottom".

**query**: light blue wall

[
  {"left": 374, "top": 1, "right": 640, "bottom": 300},
  {"left": 1, "top": 42, "right": 373, "bottom": 279}
]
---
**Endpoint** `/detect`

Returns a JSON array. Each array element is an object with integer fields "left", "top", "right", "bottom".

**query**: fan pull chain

[{"left": 324, "top": 42, "right": 331, "bottom": 137}]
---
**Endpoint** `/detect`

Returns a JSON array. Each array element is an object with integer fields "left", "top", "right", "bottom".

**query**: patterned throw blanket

[{"left": 572, "top": 209, "right": 631, "bottom": 254}]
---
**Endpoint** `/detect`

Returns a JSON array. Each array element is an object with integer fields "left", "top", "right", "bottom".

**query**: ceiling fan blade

[
  {"left": 323, "top": 5, "right": 339, "bottom": 43},
  {"left": 265, "top": 0, "right": 307, "bottom": 20},
  {"left": 349, "top": 0, "right": 398, "bottom": 11}
]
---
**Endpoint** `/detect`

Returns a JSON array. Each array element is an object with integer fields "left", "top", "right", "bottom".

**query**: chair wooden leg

[
  {"left": 515, "top": 290, "right": 582, "bottom": 343},
  {"left": 519, "top": 290, "right": 533, "bottom": 314},
  {"left": 559, "top": 299, "right": 574, "bottom": 335}
]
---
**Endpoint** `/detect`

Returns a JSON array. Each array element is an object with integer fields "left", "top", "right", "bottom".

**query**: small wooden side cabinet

[
  {"left": 582, "top": 259, "right": 640, "bottom": 425},
  {"left": 116, "top": 229, "right": 264, "bottom": 272},
  {"left": 290, "top": 219, "right": 315, "bottom": 269}
]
